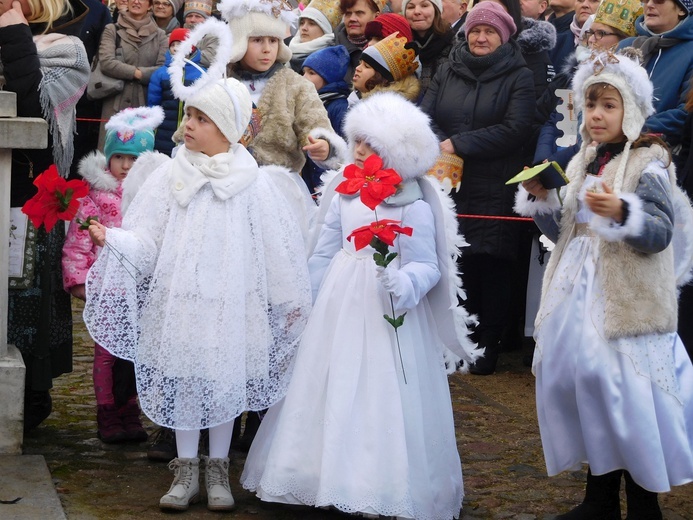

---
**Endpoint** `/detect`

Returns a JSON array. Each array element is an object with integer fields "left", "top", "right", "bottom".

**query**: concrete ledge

[
  {"left": 0, "top": 118, "right": 47, "bottom": 149},
  {"left": 0, "top": 91, "right": 17, "bottom": 118},
  {"left": 0, "top": 454, "right": 66, "bottom": 520},
  {"left": 0, "top": 345, "right": 25, "bottom": 454}
]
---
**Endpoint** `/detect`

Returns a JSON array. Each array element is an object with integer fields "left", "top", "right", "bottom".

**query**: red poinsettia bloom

[
  {"left": 22, "top": 165, "right": 89, "bottom": 232},
  {"left": 335, "top": 154, "right": 402, "bottom": 210},
  {"left": 347, "top": 219, "right": 414, "bottom": 251}
]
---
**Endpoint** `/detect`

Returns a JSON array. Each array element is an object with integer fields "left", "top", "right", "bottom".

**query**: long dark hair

[{"left": 586, "top": 82, "right": 672, "bottom": 166}]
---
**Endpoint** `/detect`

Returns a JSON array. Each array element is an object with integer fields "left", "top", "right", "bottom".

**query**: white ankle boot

[
  {"left": 204, "top": 456, "right": 235, "bottom": 511},
  {"left": 159, "top": 457, "right": 200, "bottom": 511}
]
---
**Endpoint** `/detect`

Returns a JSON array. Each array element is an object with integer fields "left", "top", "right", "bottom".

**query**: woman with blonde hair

[{"left": 0, "top": 0, "right": 90, "bottom": 430}]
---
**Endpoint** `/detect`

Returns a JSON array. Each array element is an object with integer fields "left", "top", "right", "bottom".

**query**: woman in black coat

[
  {"left": 0, "top": 0, "right": 89, "bottom": 429},
  {"left": 420, "top": 1, "right": 535, "bottom": 375}
]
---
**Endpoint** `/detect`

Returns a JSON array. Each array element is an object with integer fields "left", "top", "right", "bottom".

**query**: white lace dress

[
  {"left": 83, "top": 146, "right": 312, "bottom": 430},
  {"left": 534, "top": 200, "right": 693, "bottom": 492},
  {"left": 241, "top": 194, "right": 464, "bottom": 520}
]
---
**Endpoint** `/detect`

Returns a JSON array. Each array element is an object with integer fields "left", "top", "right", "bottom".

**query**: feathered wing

[
  {"left": 121, "top": 151, "right": 172, "bottom": 214},
  {"left": 419, "top": 176, "right": 482, "bottom": 372},
  {"left": 260, "top": 164, "right": 318, "bottom": 254}
]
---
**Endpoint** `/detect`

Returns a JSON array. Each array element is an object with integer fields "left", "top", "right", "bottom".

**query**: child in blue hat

[
  {"left": 301, "top": 45, "right": 351, "bottom": 191},
  {"left": 63, "top": 106, "right": 164, "bottom": 444}
]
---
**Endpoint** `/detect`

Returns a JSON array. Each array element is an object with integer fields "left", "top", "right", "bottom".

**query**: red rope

[{"left": 457, "top": 213, "right": 533, "bottom": 222}]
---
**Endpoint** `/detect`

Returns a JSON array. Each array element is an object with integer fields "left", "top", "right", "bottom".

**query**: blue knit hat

[
  {"left": 303, "top": 45, "right": 350, "bottom": 85},
  {"left": 675, "top": 0, "right": 692, "bottom": 15},
  {"left": 104, "top": 106, "right": 164, "bottom": 164}
]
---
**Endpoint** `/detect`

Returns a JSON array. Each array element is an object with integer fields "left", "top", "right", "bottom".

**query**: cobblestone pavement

[{"left": 22, "top": 300, "right": 693, "bottom": 519}]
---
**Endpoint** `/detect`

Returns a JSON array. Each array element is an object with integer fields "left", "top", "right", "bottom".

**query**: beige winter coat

[
  {"left": 250, "top": 67, "right": 338, "bottom": 172},
  {"left": 97, "top": 21, "right": 167, "bottom": 148}
]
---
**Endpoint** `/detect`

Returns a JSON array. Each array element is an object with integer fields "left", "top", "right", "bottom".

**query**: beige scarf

[{"left": 118, "top": 12, "right": 159, "bottom": 44}]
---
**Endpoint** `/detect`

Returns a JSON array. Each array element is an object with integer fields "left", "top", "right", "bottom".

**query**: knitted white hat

[
  {"left": 343, "top": 91, "right": 439, "bottom": 181},
  {"left": 572, "top": 48, "right": 655, "bottom": 191},
  {"left": 217, "top": 0, "right": 297, "bottom": 64},
  {"left": 300, "top": 7, "right": 333, "bottom": 35},
  {"left": 184, "top": 78, "right": 253, "bottom": 144}
]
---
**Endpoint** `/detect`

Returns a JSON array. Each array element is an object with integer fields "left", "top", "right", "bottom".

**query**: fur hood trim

[
  {"left": 343, "top": 91, "right": 439, "bottom": 181},
  {"left": 518, "top": 17, "right": 557, "bottom": 55},
  {"left": 361, "top": 74, "right": 421, "bottom": 103},
  {"left": 78, "top": 151, "right": 119, "bottom": 192}
]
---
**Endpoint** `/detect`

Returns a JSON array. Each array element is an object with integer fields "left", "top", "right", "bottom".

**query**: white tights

[{"left": 175, "top": 421, "right": 234, "bottom": 459}]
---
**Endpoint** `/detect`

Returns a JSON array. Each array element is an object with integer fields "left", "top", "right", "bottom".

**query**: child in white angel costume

[
  {"left": 515, "top": 49, "right": 693, "bottom": 519},
  {"left": 83, "top": 74, "right": 313, "bottom": 512},
  {"left": 241, "top": 91, "right": 481, "bottom": 520}
]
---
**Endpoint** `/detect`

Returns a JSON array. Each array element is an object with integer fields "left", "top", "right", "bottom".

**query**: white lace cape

[{"left": 83, "top": 160, "right": 312, "bottom": 429}]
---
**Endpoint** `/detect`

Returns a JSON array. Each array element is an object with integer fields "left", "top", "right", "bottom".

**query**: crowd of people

[{"left": 3, "top": 0, "right": 693, "bottom": 518}]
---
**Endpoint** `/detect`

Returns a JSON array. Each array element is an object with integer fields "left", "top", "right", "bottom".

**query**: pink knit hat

[{"left": 465, "top": 2, "right": 516, "bottom": 44}]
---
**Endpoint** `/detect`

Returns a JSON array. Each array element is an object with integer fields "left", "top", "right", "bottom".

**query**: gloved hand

[{"left": 375, "top": 264, "right": 406, "bottom": 298}]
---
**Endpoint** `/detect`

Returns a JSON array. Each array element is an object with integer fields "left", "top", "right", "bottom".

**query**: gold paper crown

[
  {"left": 305, "top": 0, "right": 342, "bottom": 29},
  {"left": 369, "top": 33, "right": 419, "bottom": 81},
  {"left": 594, "top": 0, "right": 643, "bottom": 37},
  {"left": 427, "top": 152, "right": 464, "bottom": 193}
]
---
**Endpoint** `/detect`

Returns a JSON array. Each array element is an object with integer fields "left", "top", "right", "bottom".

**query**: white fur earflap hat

[
  {"left": 572, "top": 48, "right": 654, "bottom": 143},
  {"left": 184, "top": 78, "right": 253, "bottom": 145},
  {"left": 343, "top": 91, "right": 439, "bottom": 181},
  {"left": 217, "top": 0, "right": 297, "bottom": 64}
]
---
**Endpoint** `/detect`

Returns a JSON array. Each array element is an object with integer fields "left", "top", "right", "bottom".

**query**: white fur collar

[{"left": 78, "top": 151, "right": 119, "bottom": 192}]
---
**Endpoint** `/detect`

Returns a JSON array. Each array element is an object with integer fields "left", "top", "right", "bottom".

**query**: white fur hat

[
  {"left": 184, "top": 78, "right": 253, "bottom": 145},
  {"left": 343, "top": 92, "right": 439, "bottom": 181},
  {"left": 572, "top": 48, "right": 654, "bottom": 143},
  {"left": 218, "top": 0, "right": 296, "bottom": 64}
]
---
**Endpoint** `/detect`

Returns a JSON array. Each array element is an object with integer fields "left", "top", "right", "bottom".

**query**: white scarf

[
  {"left": 288, "top": 32, "right": 335, "bottom": 60},
  {"left": 171, "top": 144, "right": 259, "bottom": 207}
]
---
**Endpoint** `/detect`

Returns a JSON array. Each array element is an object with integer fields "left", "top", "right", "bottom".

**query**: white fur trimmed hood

[
  {"left": 78, "top": 150, "right": 119, "bottom": 192},
  {"left": 343, "top": 92, "right": 439, "bottom": 181}
]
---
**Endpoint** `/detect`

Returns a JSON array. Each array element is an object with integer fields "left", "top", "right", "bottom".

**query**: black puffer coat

[{"left": 420, "top": 39, "right": 535, "bottom": 260}]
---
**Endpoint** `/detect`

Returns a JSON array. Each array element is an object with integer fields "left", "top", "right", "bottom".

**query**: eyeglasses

[
  {"left": 153, "top": 1, "right": 172, "bottom": 7},
  {"left": 582, "top": 29, "right": 618, "bottom": 40}
]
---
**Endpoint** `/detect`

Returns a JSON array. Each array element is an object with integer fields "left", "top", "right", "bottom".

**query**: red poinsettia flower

[
  {"left": 22, "top": 165, "right": 89, "bottom": 232},
  {"left": 347, "top": 219, "right": 414, "bottom": 251},
  {"left": 335, "top": 154, "right": 402, "bottom": 210}
]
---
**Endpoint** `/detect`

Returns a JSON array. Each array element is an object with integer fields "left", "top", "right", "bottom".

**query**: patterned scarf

[{"left": 35, "top": 33, "right": 90, "bottom": 177}]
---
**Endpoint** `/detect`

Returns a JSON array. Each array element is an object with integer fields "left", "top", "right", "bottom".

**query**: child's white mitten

[{"left": 376, "top": 265, "right": 408, "bottom": 299}]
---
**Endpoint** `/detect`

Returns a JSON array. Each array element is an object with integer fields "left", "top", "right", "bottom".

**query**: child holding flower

[
  {"left": 63, "top": 106, "right": 164, "bottom": 444},
  {"left": 241, "top": 91, "right": 480, "bottom": 519},
  {"left": 83, "top": 76, "right": 312, "bottom": 512}
]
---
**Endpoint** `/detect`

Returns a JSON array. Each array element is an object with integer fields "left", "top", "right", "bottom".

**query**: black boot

[
  {"left": 555, "top": 468, "right": 622, "bottom": 519},
  {"left": 24, "top": 390, "right": 52, "bottom": 432},
  {"left": 469, "top": 343, "right": 499, "bottom": 375},
  {"left": 624, "top": 471, "right": 662, "bottom": 520}
]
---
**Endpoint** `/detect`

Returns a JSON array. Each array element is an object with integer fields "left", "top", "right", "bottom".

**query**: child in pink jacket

[{"left": 62, "top": 106, "right": 163, "bottom": 443}]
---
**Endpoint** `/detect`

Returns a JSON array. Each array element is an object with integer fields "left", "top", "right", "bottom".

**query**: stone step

[{"left": 0, "top": 455, "right": 66, "bottom": 519}]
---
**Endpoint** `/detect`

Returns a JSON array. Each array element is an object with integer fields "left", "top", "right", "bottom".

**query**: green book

[{"left": 505, "top": 161, "right": 569, "bottom": 190}]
